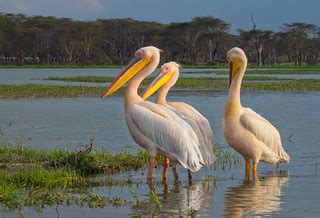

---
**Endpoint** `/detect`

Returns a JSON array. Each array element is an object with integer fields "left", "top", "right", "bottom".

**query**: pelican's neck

[
  {"left": 155, "top": 84, "right": 170, "bottom": 104},
  {"left": 125, "top": 58, "right": 159, "bottom": 107},
  {"left": 225, "top": 61, "right": 247, "bottom": 115}
]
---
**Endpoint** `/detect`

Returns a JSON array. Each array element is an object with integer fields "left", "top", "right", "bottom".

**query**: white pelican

[
  {"left": 142, "top": 62, "right": 217, "bottom": 179},
  {"left": 223, "top": 47, "right": 290, "bottom": 180},
  {"left": 101, "top": 46, "right": 204, "bottom": 180}
]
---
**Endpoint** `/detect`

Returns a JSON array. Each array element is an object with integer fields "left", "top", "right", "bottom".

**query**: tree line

[{"left": 0, "top": 13, "right": 319, "bottom": 66}]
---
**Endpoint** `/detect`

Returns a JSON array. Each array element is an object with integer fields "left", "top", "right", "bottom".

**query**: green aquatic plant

[
  {"left": 149, "top": 191, "right": 162, "bottom": 208},
  {"left": 0, "top": 84, "right": 103, "bottom": 99}
]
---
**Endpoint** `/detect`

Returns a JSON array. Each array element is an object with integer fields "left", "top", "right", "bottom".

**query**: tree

[{"left": 281, "top": 22, "right": 318, "bottom": 65}]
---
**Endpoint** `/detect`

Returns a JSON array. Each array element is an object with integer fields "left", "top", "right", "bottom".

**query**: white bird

[
  {"left": 142, "top": 62, "right": 217, "bottom": 179},
  {"left": 101, "top": 46, "right": 204, "bottom": 181},
  {"left": 222, "top": 47, "right": 290, "bottom": 180}
]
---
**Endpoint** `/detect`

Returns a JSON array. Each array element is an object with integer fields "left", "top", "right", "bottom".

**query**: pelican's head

[
  {"left": 227, "top": 47, "right": 247, "bottom": 86},
  {"left": 101, "top": 46, "right": 161, "bottom": 98},
  {"left": 142, "top": 61, "right": 180, "bottom": 100}
]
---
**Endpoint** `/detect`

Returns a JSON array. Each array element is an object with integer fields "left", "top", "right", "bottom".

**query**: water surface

[{"left": 1, "top": 91, "right": 320, "bottom": 216}]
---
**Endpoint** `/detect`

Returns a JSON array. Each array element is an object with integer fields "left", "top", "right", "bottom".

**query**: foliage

[{"left": 0, "top": 13, "right": 319, "bottom": 66}]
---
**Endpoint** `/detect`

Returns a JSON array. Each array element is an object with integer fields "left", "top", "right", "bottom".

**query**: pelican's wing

[
  {"left": 240, "top": 108, "right": 290, "bottom": 163},
  {"left": 130, "top": 101, "right": 204, "bottom": 172},
  {"left": 168, "top": 102, "right": 217, "bottom": 165}
]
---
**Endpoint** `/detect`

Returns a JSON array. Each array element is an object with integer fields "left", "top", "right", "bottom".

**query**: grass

[
  {"left": 1, "top": 76, "right": 320, "bottom": 99},
  {"left": 0, "top": 144, "right": 154, "bottom": 174},
  {"left": 0, "top": 84, "right": 104, "bottom": 99},
  {"left": 0, "top": 144, "right": 150, "bottom": 210},
  {"left": 0, "top": 143, "right": 239, "bottom": 211}
]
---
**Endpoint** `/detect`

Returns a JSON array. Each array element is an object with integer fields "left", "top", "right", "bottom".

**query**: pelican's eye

[
  {"left": 163, "top": 67, "right": 170, "bottom": 73},
  {"left": 136, "top": 50, "right": 143, "bottom": 57}
]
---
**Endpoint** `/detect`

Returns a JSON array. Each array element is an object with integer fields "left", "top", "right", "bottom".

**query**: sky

[{"left": 1, "top": 0, "right": 320, "bottom": 32}]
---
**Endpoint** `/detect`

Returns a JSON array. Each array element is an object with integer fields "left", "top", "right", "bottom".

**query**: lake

[
  {"left": 1, "top": 91, "right": 319, "bottom": 217},
  {"left": 0, "top": 68, "right": 319, "bottom": 217},
  {"left": 1, "top": 68, "right": 320, "bottom": 87}
]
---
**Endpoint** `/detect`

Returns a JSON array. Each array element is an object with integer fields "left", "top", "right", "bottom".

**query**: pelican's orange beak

[
  {"left": 101, "top": 56, "right": 151, "bottom": 98},
  {"left": 142, "top": 70, "right": 173, "bottom": 100}
]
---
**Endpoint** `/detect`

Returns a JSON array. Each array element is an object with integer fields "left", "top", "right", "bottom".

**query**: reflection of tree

[
  {"left": 224, "top": 171, "right": 289, "bottom": 217},
  {"left": 132, "top": 175, "right": 216, "bottom": 216}
]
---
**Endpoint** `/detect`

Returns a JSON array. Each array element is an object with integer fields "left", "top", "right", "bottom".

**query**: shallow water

[
  {"left": 1, "top": 91, "right": 320, "bottom": 217},
  {"left": 1, "top": 68, "right": 320, "bottom": 87}
]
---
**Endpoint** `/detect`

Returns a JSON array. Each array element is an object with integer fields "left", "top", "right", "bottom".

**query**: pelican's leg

[
  {"left": 252, "top": 162, "right": 258, "bottom": 181},
  {"left": 245, "top": 157, "right": 250, "bottom": 181},
  {"left": 162, "top": 157, "right": 170, "bottom": 178},
  {"left": 147, "top": 178, "right": 155, "bottom": 192},
  {"left": 163, "top": 176, "right": 169, "bottom": 194},
  {"left": 188, "top": 169, "right": 192, "bottom": 185},
  {"left": 172, "top": 161, "right": 179, "bottom": 181},
  {"left": 147, "top": 156, "right": 156, "bottom": 181}
]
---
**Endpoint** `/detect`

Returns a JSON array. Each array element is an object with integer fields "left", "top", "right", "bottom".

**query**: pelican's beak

[
  {"left": 101, "top": 56, "right": 151, "bottom": 98},
  {"left": 229, "top": 60, "right": 241, "bottom": 86},
  {"left": 142, "top": 70, "right": 173, "bottom": 100}
]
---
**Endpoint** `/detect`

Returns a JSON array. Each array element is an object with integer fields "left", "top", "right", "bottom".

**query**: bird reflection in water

[
  {"left": 224, "top": 171, "right": 289, "bottom": 217},
  {"left": 132, "top": 175, "right": 216, "bottom": 216}
]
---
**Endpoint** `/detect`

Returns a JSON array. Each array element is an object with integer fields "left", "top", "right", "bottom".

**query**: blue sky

[{"left": 1, "top": 0, "right": 319, "bottom": 32}]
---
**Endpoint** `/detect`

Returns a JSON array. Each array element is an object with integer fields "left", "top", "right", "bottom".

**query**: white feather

[
  {"left": 130, "top": 101, "right": 204, "bottom": 172},
  {"left": 240, "top": 107, "right": 290, "bottom": 163},
  {"left": 167, "top": 102, "right": 217, "bottom": 165}
]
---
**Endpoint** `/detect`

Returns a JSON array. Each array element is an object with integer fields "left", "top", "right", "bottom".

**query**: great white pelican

[
  {"left": 142, "top": 61, "right": 217, "bottom": 179},
  {"left": 223, "top": 47, "right": 290, "bottom": 180},
  {"left": 101, "top": 46, "right": 204, "bottom": 180}
]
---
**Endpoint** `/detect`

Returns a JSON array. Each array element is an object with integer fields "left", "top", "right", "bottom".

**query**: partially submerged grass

[
  {"left": 43, "top": 76, "right": 320, "bottom": 92},
  {"left": 0, "top": 144, "right": 238, "bottom": 211},
  {"left": 1, "top": 76, "right": 320, "bottom": 99},
  {"left": 0, "top": 144, "right": 151, "bottom": 174},
  {"left": 0, "top": 84, "right": 104, "bottom": 99},
  {"left": 45, "top": 76, "right": 115, "bottom": 83}
]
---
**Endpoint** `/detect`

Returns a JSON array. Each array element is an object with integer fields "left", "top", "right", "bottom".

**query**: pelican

[
  {"left": 142, "top": 62, "right": 217, "bottom": 179},
  {"left": 101, "top": 46, "right": 204, "bottom": 180},
  {"left": 223, "top": 47, "right": 290, "bottom": 180}
]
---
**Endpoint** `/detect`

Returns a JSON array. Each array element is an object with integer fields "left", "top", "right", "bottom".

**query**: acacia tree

[
  {"left": 238, "top": 16, "right": 274, "bottom": 66},
  {"left": 0, "top": 13, "right": 319, "bottom": 66},
  {"left": 193, "top": 17, "right": 229, "bottom": 63},
  {"left": 281, "top": 22, "right": 317, "bottom": 65}
]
